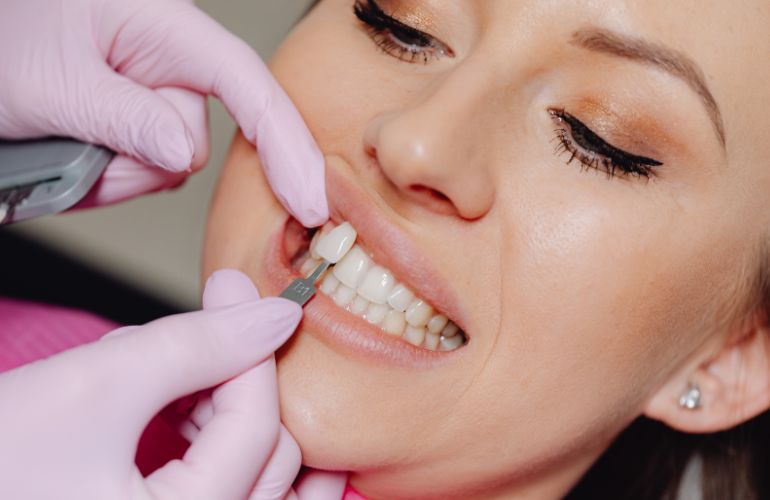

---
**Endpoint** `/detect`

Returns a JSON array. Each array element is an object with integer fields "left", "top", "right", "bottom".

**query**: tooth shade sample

[
  {"left": 440, "top": 334, "right": 464, "bottom": 351},
  {"left": 350, "top": 296, "right": 369, "bottom": 317},
  {"left": 333, "top": 284, "right": 356, "bottom": 307},
  {"left": 309, "top": 225, "right": 329, "bottom": 260},
  {"left": 387, "top": 284, "right": 414, "bottom": 312},
  {"left": 357, "top": 266, "right": 395, "bottom": 304},
  {"left": 425, "top": 331, "right": 440, "bottom": 351},
  {"left": 365, "top": 303, "right": 389, "bottom": 325},
  {"left": 332, "top": 246, "right": 372, "bottom": 288},
  {"left": 382, "top": 310, "right": 406, "bottom": 336},
  {"left": 405, "top": 299, "right": 433, "bottom": 328},
  {"left": 404, "top": 325, "right": 426, "bottom": 347},
  {"left": 319, "top": 273, "right": 340, "bottom": 294},
  {"left": 315, "top": 222, "right": 357, "bottom": 264},
  {"left": 427, "top": 314, "right": 449, "bottom": 334}
]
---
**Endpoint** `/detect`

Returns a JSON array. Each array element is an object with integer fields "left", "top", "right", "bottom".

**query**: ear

[{"left": 643, "top": 314, "right": 770, "bottom": 433}]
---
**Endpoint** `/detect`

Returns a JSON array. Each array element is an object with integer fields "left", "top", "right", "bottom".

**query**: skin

[{"left": 203, "top": 1, "right": 770, "bottom": 498}]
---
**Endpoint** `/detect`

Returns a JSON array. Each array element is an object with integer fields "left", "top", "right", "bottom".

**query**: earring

[{"left": 679, "top": 382, "right": 702, "bottom": 410}]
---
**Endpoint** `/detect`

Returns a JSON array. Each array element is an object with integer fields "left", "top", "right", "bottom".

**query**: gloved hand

[
  {"left": 0, "top": 269, "right": 344, "bottom": 500},
  {"left": 0, "top": 0, "right": 327, "bottom": 226}
]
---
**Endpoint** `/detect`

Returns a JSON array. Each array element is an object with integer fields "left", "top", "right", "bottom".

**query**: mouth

[{"left": 288, "top": 220, "right": 468, "bottom": 352}]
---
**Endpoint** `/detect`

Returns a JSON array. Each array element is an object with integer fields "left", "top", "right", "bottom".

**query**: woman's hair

[{"left": 295, "top": 2, "right": 770, "bottom": 497}]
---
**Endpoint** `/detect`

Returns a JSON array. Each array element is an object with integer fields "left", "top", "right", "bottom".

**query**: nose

[{"left": 362, "top": 70, "right": 496, "bottom": 220}]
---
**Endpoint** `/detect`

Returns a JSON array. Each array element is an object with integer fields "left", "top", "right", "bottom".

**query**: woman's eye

[
  {"left": 548, "top": 108, "right": 663, "bottom": 181},
  {"left": 354, "top": 0, "right": 453, "bottom": 64}
]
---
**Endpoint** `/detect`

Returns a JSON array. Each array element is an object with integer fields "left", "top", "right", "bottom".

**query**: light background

[{"left": 9, "top": 1, "right": 314, "bottom": 310}]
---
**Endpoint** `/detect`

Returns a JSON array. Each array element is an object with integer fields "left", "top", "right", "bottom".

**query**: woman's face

[{"left": 204, "top": 0, "right": 770, "bottom": 497}]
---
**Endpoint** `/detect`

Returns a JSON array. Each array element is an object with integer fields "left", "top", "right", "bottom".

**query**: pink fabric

[{"left": 0, "top": 298, "right": 117, "bottom": 371}]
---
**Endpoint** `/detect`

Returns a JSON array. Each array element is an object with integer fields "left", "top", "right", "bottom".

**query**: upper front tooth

[
  {"left": 387, "top": 284, "right": 414, "bottom": 312},
  {"left": 315, "top": 222, "right": 357, "bottom": 264},
  {"left": 332, "top": 245, "right": 371, "bottom": 288},
  {"left": 357, "top": 266, "right": 395, "bottom": 304}
]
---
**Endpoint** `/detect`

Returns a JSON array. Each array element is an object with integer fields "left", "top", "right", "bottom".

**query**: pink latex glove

[
  {"left": 0, "top": 0, "right": 327, "bottom": 226},
  {"left": 0, "top": 270, "right": 343, "bottom": 500}
]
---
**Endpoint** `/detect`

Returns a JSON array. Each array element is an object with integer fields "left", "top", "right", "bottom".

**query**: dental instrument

[
  {"left": 280, "top": 222, "right": 357, "bottom": 306},
  {"left": 0, "top": 139, "right": 112, "bottom": 224}
]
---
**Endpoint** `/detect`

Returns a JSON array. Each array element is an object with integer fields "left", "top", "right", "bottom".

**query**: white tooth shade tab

[
  {"left": 405, "top": 299, "right": 433, "bottom": 328},
  {"left": 357, "top": 266, "right": 395, "bottom": 304},
  {"left": 332, "top": 246, "right": 371, "bottom": 288},
  {"left": 387, "top": 284, "right": 414, "bottom": 312},
  {"left": 315, "top": 222, "right": 357, "bottom": 264}
]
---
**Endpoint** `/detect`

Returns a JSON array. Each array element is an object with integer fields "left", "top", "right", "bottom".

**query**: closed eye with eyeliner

[{"left": 354, "top": 0, "right": 665, "bottom": 182}]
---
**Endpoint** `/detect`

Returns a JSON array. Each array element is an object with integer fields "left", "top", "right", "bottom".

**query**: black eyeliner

[{"left": 354, "top": 0, "right": 433, "bottom": 48}]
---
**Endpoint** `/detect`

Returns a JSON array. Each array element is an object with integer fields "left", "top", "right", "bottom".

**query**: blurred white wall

[{"left": 8, "top": 1, "right": 314, "bottom": 310}]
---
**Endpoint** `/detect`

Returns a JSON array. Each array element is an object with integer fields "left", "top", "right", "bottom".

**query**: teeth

[
  {"left": 315, "top": 222, "right": 357, "bottom": 264},
  {"left": 424, "top": 331, "right": 440, "bottom": 351},
  {"left": 382, "top": 310, "right": 406, "bottom": 336},
  {"left": 405, "top": 299, "right": 433, "bottom": 328},
  {"left": 365, "top": 303, "right": 389, "bottom": 325},
  {"left": 439, "top": 334, "right": 464, "bottom": 351},
  {"left": 404, "top": 325, "right": 426, "bottom": 347},
  {"left": 298, "top": 221, "right": 466, "bottom": 352},
  {"left": 333, "top": 284, "right": 356, "bottom": 308},
  {"left": 350, "top": 296, "right": 369, "bottom": 317},
  {"left": 357, "top": 266, "right": 395, "bottom": 304},
  {"left": 332, "top": 245, "right": 371, "bottom": 288},
  {"left": 319, "top": 273, "right": 340, "bottom": 295},
  {"left": 441, "top": 322, "right": 459, "bottom": 338},
  {"left": 427, "top": 314, "right": 449, "bottom": 334},
  {"left": 387, "top": 284, "right": 414, "bottom": 312}
]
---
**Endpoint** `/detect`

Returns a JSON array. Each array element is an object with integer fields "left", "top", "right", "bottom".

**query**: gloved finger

[
  {"left": 248, "top": 426, "right": 302, "bottom": 500},
  {"left": 161, "top": 269, "right": 264, "bottom": 441},
  {"left": 294, "top": 470, "right": 349, "bottom": 500},
  {"left": 58, "top": 296, "right": 301, "bottom": 429},
  {"left": 61, "top": 67, "right": 195, "bottom": 172},
  {"left": 146, "top": 358, "right": 282, "bottom": 500},
  {"left": 112, "top": 2, "right": 328, "bottom": 227},
  {"left": 74, "top": 87, "right": 209, "bottom": 208}
]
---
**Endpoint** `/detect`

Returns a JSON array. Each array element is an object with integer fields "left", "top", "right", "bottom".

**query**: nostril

[{"left": 408, "top": 184, "right": 456, "bottom": 215}]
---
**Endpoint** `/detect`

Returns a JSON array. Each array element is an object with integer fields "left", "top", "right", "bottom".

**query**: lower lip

[{"left": 263, "top": 218, "right": 466, "bottom": 368}]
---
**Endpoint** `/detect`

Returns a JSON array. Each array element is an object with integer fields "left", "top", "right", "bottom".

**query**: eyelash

[
  {"left": 549, "top": 109, "right": 663, "bottom": 180},
  {"left": 353, "top": 1, "right": 663, "bottom": 182},
  {"left": 353, "top": 0, "right": 452, "bottom": 63}
]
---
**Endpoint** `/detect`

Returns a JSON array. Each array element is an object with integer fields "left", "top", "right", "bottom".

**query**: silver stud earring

[{"left": 679, "top": 382, "right": 702, "bottom": 410}]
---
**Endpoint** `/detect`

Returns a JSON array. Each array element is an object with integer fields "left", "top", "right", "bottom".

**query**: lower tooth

[
  {"left": 319, "top": 273, "right": 340, "bottom": 294},
  {"left": 382, "top": 310, "right": 406, "bottom": 336},
  {"left": 424, "top": 331, "right": 440, "bottom": 351},
  {"left": 441, "top": 322, "right": 460, "bottom": 338},
  {"left": 350, "top": 296, "right": 369, "bottom": 317},
  {"left": 439, "top": 334, "right": 464, "bottom": 351},
  {"left": 404, "top": 325, "right": 426, "bottom": 347},
  {"left": 427, "top": 314, "right": 449, "bottom": 334},
  {"left": 333, "top": 285, "right": 356, "bottom": 307},
  {"left": 365, "top": 303, "right": 389, "bottom": 325}
]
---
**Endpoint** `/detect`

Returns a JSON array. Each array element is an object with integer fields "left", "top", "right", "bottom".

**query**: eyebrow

[{"left": 571, "top": 27, "right": 726, "bottom": 149}]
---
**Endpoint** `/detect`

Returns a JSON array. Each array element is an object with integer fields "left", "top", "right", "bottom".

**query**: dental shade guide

[
  {"left": 280, "top": 259, "right": 332, "bottom": 306},
  {"left": 280, "top": 222, "right": 358, "bottom": 306}
]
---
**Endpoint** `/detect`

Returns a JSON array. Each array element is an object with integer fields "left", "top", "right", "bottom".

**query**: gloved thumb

[{"left": 64, "top": 67, "right": 195, "bottom": 172}]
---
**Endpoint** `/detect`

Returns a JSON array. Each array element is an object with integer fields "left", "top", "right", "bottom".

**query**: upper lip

[{"left": 324, "top": 164, "right": 469, "bottom": 335}]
